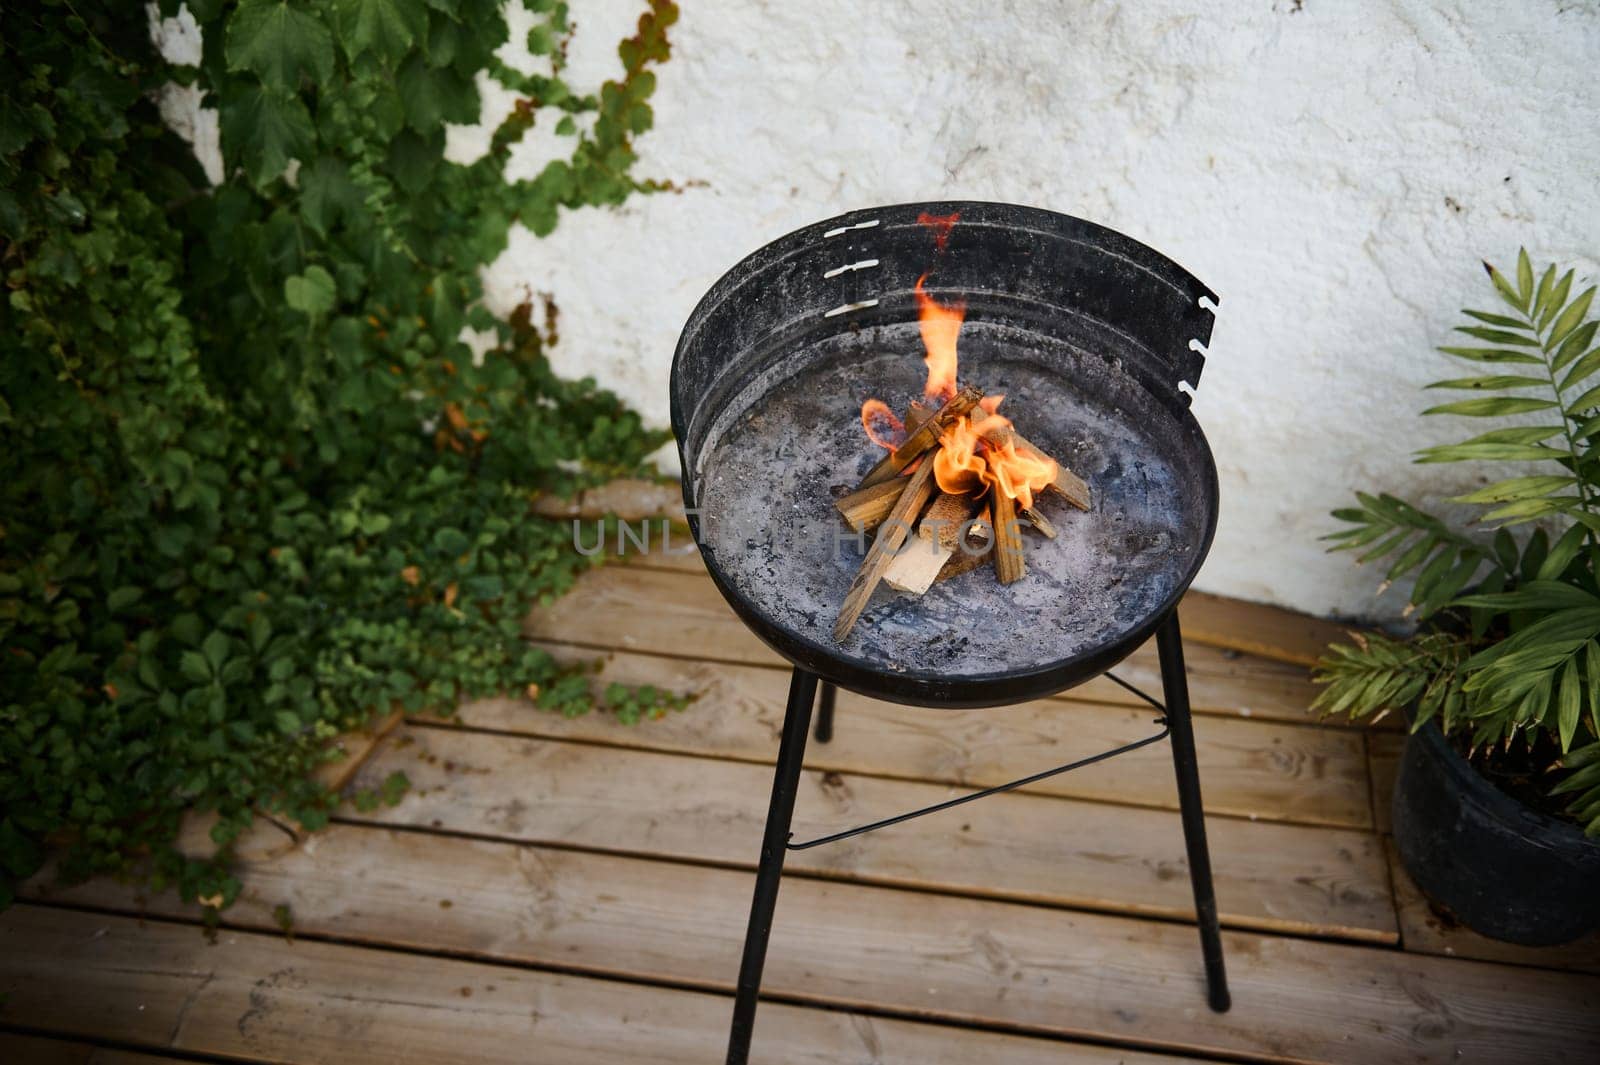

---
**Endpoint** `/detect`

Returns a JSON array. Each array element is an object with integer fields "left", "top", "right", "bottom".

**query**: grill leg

[
  {"left": 727, "top": 667, "right": 818, "bottom": 1064},
  {"left": 1157, "top": 610, "right": 1232, "bottom": 1013},
  {"left": 813, "top": 681, "right": 837, "bottom": 744}
]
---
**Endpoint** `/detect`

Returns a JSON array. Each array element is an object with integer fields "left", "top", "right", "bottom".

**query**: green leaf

[
  {"left": 1454, "top": 326, "right": 1541, "bottom": 348},
  {"left": 1531, "top": 264, "right": 1557, "bottom": 323},
  {"left": 285, "top": 265, "right": 336, "bottom": 316},
  {"left": 107, "top": 586, "right": 143, "bottom": 612},
  {"left": 1462, "top": 309, "right": 1530, "bottom": 330},
  {"left": 202, "top": 631, "right": 231, "bottom": 673},
  {"left": 1451, "top": 475, "right": 1575, "bottom": 505},
  {"left": 226, "top": 0, "right": 336, "bottom": 93},
  {"left": 1540, "top": 270, "right": 1575, "bottom": 332},
  {"left": 1537, "top": 524, "right": 1589, "bottom": 581},
  {"left": 1436, "top": 346, "right": 1542, "bottom": 365},
  {"left": 275, "top": 710, "right": 302, "bottom": 735},
  {"left": 332, "top": 0, "right": 427, "bottom": 63},
  {"left": 1559, "top": 656, "right": 1583, "bottom": 752},
  {"left": 1424, "top": 374, "right": 1547, "bottom": 391},
  {"left": 1456, "top": 580, "right": 1600, "bottom": 613},
  {"left": 1548, "top": 286, "right": 1597, "bottom": 351},
  {"left": 219, "top": 83, "right": 314, "bottom": 187},
  {"left": 1516, "top": 248, "right": 1534, "bottom": 306},
  {"left": 1480, "top": 496, "right": 1577, "bottom": 524},
  {"left": 180, "top": 650, "right": 213, "bottom": 685},
  {"left": 1421, "top": 396, "right": 1557, "bottom": 417},
  {"left": 1415, "top": 442, "right": 1564, "bottom": 464},
  {"left": 1485, "top": 259, "right": 1526, "bottom": 312},
  {"left": 297, "top": 157, "right": 361, "bottom": 237}
]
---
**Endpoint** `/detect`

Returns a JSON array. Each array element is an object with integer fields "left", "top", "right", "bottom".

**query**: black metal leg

[
  {"left": 727, "top": 668, "right": 817, "bottom": 1064},
  {"left": 812, "top": 681, "right": 837, "bottom": 744},
  {"left": 1157, "top": 610, "right": 1231, "bottom": 1012}
]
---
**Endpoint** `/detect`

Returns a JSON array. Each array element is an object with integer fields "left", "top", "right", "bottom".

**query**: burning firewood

[
  {"left": 991, "top": 490, "right": 1027, "bottom": 585},
  {"left": 971, "top": 409, "right": 1091, "bottom": 512},
  {"left": 833, "top": 458, "right": 940, "bottom": 640},
  {"left": 858, "top": 385, "right": 984, "bottom": 489}
]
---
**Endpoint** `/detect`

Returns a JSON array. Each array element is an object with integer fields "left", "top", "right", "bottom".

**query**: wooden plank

[
  {"left": 0, "top": 905, "right": 1213, "bottom": 1065},
  {"left": 459, "top": 644, "right": 1374, "bottom": 829},
  {"left": 0, "top": 1033, "right": 187, "bottom": 1064},
  {"left": 524, "top": 564, "right": 1339, "bottom": 726},
  {"left": 22, "top": 836, "right": 1600, "bottom": 1064},
  {"left": 1178, "top": 591, "right": 1355, "bottom": 668},
  {"left": 1385, "top": 842, "right": 1600, "bottom": 975},
  {"left": 349, "top": 725, "right": 1397, "bottom": 941}
]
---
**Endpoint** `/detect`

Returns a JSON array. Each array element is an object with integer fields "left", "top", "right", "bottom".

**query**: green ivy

[{"left": 0, "top": 0, "right": 687, "bottom": 909}]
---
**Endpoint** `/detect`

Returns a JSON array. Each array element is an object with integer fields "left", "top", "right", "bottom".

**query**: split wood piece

[
  {"left": 858, "top": 385, "right": 983, "bottom": 489},
  {"left": 992, "top": 490, "right": 1026, "bottom": 585},
  {"left": 883, "top": 492, "right": 980, "bottom": 595},
  {"left": 1020, "top": 506, "right": 1058, "bottom": 539},
  {"left": 834, "top": 479, "right": 906, "bottom": 533},
  {"left": 834, "top": 459, "right": 939, "bottom": 640},
  {"left": 971, "top": 409, "right": 1091, "bottom": 511}
]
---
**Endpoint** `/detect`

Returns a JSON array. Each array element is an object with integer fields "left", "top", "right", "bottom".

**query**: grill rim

[{"left": 670, "top": 202, "right": 1220, "bottom": 708}]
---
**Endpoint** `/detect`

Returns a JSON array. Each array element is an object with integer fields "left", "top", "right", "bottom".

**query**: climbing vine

[{"left": 0, "top": 0, "right": 684, "bottom": 909}]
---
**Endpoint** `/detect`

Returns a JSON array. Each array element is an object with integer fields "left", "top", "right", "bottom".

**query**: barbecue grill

[{"left": 671, "top": 202, "right": 1231, "bottom": 1064}]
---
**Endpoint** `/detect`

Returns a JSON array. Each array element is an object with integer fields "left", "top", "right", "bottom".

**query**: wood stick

[
  {"left": 992, "top": 490, "right": 1026, "bottom": 585},
  {"left": 1020, "top": 506, "right": 1058, "bottom": 540},
  {"left": 858, "top": 386, "right": 983, "bottom": 489},
  {"left": 834, "top": 479, "right": 906, "bottom": 533},
  {"left": 971, "top": 410, "right": 1091, "bottom": 511},
  {"left": 834, "top": 459, "right": 939, "bottom": 640}
]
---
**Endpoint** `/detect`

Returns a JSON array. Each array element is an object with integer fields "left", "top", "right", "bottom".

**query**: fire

[
  {"left": 983, "top": 435, "right": 1056, "bottom": 511},
  {"left": 933, "top": 415, "right": 987, "bottom": 495},
  {"left": 933, "top": 411, "right": 1058, "bottom": 510},
  {"left": 914, "top": 273, "right": 963, "bottom": 403},
  {"left": 860, "top": 399, "right": 905, "bottom": 451}
]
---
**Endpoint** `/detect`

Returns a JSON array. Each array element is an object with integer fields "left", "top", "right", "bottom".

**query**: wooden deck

[{"left": 5, "top": 545, "right": 1599, "bottom": 1063}]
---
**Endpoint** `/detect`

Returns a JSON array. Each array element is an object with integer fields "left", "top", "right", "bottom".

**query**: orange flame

[
  {"left": 983, "top": 438, "right": 1056, "bottom": 511},
  {"left": 931, "top": 413, "right": 1057, "bottom": 510},
  {"left": 934, "top": 415, "right": 987, "bottom": 495},
  {"left": 915, "top": 273, "right": 963, "bottom": 404},
  {"left": 860, "top": 399, "right": 905, "bottom": 451}
]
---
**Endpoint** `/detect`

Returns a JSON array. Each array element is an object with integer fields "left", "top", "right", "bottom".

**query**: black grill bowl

[{"left": 671, "top": 202, "right": 1220, "bottom": 708}]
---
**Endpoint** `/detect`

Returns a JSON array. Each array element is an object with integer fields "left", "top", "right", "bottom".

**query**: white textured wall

[
  {"left": 161, "top": 3, "right": 1600, "bottom": 621},
  {"left": 488, "top": 0, "right": 1600, "bottom": 621}
]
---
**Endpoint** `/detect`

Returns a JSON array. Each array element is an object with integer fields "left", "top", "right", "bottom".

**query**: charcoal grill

[{"left": 671, "top": 202, "right": 1231, "bottom": 1063}]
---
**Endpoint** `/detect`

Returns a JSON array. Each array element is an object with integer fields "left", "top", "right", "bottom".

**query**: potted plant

[{"left": 1314, "top": 251, "right": 1600, "bottom": 946}]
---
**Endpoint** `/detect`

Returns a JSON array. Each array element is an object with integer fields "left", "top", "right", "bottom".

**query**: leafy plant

[
  {"left": 1316, "top": 251, "right": 1600, "bottom": 834},
  {"left": 0, "top": 0, "right": 687, "bottom": 909}
]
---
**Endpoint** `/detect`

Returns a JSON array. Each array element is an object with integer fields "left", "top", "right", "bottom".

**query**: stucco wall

[{"left": 161, "top": 2, "right": 1600, "bottom": 621}]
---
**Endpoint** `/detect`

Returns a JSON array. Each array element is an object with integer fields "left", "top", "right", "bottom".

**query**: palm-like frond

[{"left": 1320, "top": 249, "right": 1600, "bottom": 834}]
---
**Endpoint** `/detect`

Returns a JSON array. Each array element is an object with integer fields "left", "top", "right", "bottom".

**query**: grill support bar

[{"left": 725, "top": 609, "right": 1231, "bottom": 1065}]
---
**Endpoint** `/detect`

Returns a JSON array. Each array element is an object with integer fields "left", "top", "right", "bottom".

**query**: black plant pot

[{"left": 1393, "top": 716, "right": 1600, "bottom": 946}]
